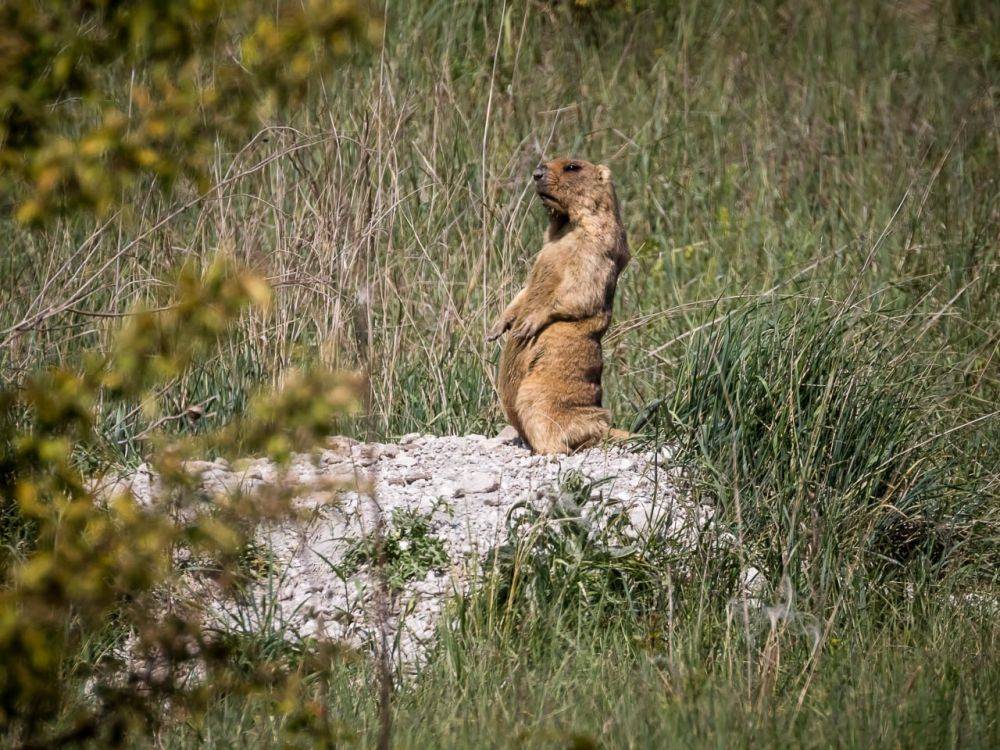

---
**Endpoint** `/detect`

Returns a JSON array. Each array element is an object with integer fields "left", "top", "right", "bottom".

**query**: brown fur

[{"left": 487, "top": 157, "right": 629, "bottom": 454}]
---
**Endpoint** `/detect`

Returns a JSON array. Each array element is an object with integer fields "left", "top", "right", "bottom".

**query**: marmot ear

[{"left": 597, "top": 164, "right": 612, "bottom": 182}]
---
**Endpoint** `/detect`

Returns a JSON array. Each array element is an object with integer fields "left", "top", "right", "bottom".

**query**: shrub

[
  {"left": 0, "top": 256, "right": 361, "bottom": 748},
  {"left": 0, "top": 0, "right": 380, "bottom": 222},
  {"left": 461, "top": 471, "right": 671, "bottom": 648}
]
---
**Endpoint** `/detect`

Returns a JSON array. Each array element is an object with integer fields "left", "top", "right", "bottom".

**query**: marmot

[{"left": 487, "top": 157, "right": 629, "bottom": 454}]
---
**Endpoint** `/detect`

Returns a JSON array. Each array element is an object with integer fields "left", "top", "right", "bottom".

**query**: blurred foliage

[
  {"left": 0, "top": 256, "right": 361, "bottom": 747},
  {"left": 0, "top": 0, "right": 380, "bottom": 222},
  {"left": 570, "top": 0, "right": 631, "bottom": 7}
]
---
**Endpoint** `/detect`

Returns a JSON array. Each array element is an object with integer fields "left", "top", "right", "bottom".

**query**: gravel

[{"left": 116, "top": 429, "right": 712, "bottom": 667}]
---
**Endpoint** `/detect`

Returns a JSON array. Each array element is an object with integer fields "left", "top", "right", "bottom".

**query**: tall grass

[
  {"left": 156, "top": 463, "right": 999, "bottom": 748},
  {"left": 2, "top": 0, "right": 996, "bottom": 456},
  {"left": 660, "top": 302, "right": 992, "bottom": 602}
]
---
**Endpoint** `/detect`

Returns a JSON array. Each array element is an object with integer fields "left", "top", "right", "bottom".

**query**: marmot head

[{"left": 532, "top": 157, "right": 618, "bottom": 223}]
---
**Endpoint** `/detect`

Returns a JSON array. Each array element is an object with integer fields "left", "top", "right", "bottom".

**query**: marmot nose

[{"left": 532, "top": 166, "right": 546, "bottom": 181}]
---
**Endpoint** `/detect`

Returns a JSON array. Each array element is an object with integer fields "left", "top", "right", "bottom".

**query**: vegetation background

[{"left": 1, "top": 0, "right": 998, "bottom": 747}]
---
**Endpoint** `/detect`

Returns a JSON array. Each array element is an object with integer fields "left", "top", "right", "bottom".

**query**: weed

[{"left": 338, "top": 508, "right": 449, "bottom": 591}]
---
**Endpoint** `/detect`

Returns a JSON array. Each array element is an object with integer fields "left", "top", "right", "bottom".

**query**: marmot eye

[{"left": 564, "top": 163, "right": 580, "bottom": 172}]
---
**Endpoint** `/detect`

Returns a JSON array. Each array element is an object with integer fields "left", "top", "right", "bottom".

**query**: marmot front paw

[
  {"left": 510, "top": 313, "right": 548, "bottom": 341},
  {"left": 486, "top": 318, "right": 510, "bottom": 342}
]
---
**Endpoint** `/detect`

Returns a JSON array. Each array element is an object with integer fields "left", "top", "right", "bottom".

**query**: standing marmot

[{"left": 487, "top": 157, "right": 629, "bottom": 454}]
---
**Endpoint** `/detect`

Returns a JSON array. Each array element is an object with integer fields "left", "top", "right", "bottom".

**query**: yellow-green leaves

[
  {"left": 103, "top": 254, "right": 272, "bottom": 398},
  {"left": 0, "top": 256, "right": 362, "bottom": 745},
  {"left": 0, "top": 0, "right": 380, "bottom": 222},
  {"left": 235, "top": 368, "right": 365, "bottom": 462}
]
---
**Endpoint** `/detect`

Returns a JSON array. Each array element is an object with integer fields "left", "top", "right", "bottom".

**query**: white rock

[
  {"left": 318, "top": 450, "right": 346, "bottom": 467},
  {"left": 182, "top": 460, "right": 219, "bottom": 475},
  {"left": 739, "top": 566, "right": 767, "bottom": 597},
  {"left": 436, "top": 481, "right": 460, "bottom": 498},
  {"left": 128, "top": 463, "right": 157, "bottom": 506},
  {"left": 110, "top": 434, "right": 696, "bottom": 670},
  {"left": 376, "top": 443, "right": 399, "bottom": 458},
  {"left": 326, "top": 436, "right": 360, "bottom": 453},
  {"left": 387, "top": 471, "right": 430, "bottom": 486},
  {"left": 488, "top": 425, "right": 521, "bottom": 446},
  {"left": 455, "top": 472, "right": 499, "bottom": 496}
]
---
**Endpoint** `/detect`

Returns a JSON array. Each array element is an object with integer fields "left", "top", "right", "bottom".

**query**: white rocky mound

[{"left": 124, "top": 429, "right": 709, "bottom": 666}]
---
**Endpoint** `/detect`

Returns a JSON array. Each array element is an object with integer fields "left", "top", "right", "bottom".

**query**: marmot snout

[{"left": 489, "top": 157, "right": 629, "bottom": 454}]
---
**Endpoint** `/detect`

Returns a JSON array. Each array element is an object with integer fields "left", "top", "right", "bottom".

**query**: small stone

[
  {"left": 739, "top": 566, "right": 766, "bottom": 597},
  {"left": 387, "top": 471, "right": 430, "bottom": 486},
  {"left": 395, "top": 454, "right": 418, "bottom": 468},
  {"left": 437, "top": 481, "right": 460, "bottom": 498},
  {"left": 377, "top": 444, "right": 399, "bottom": 458},
  {"left": 489, "top": 425, "right": 521, "bottom": 445},
  {"left": 399, "top": 433, "right": 421, "bottom": 445},
  {"left": 327, "top": 436, "right": 360, "bottom": 452},
  {"left": 319, "top": 450, "right": 348, "bottom": 467},
  {"left": 656, "top": 444, "right": 677, "bottom": 464},
  {"left": 455, "top": 471, "right": 499, "bottom": 496},
  {"left": 347, "top": 447, "right": 377, "bottom": 467},
  {"left": 182, "top": 460, "right": 218, "bottom": 475},
  {"left": 617, "top": 457, "right": 638, "bottom": 472},
  {"left": 247, "top": 458, "right": 274, "bottom": 479}
]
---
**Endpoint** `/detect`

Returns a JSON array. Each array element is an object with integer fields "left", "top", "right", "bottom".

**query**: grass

[
  {"left": 337, "top": 506, "right": 450, "bottom": 590},
  {"left": 340, "top": 606, "right": 998, "bottom": 748},
  {"left": 3, "top": 0, "right": 995, "bottom": 454},
  {"left": 160, "top": 615, "right": 998, "bottom": 748},
  {"left": 1, "top": 0, "right": 998, "bottom": 746},
  {"left": 156, "top": 476, "right": 1000, "bottom": 748},
  {"left": 660, "top": 302, "right": 993, "bottom": 597}
]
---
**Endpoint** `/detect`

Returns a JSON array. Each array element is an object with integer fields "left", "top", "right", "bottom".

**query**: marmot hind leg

[{"left": 517, "top": 401, "right": 612, "bottom": 455}]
